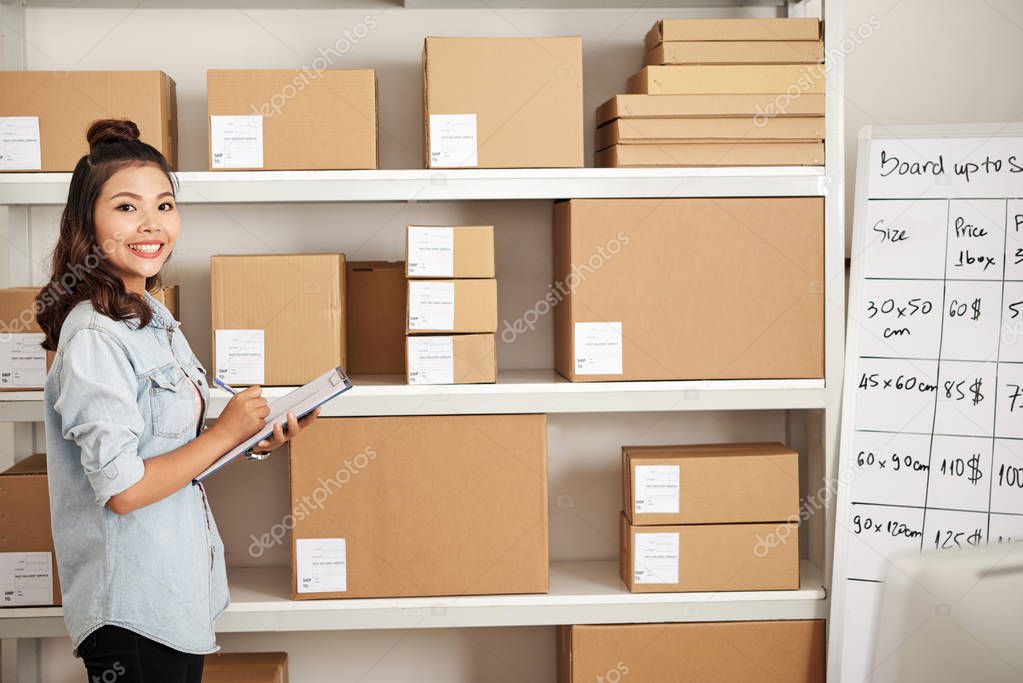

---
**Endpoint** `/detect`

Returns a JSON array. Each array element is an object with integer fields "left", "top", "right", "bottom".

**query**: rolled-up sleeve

[{"left": 54, "top": 328, "right": 146, "bottom": 507}]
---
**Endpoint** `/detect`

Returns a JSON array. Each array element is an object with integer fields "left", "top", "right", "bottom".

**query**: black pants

[{"left": 78, "top": 625, "right": 205, "bottom": 683}]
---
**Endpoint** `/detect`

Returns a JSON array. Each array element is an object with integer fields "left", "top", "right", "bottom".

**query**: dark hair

[{"left": 35, "top": 119, "right": 177, "bottom": 351}]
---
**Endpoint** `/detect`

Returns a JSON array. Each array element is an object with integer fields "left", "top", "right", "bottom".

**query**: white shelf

[
  {"left": 0, "top": 560, "right": 825, "bottom": 638},
  {"left": 20, "top": 1, "right": 791, "bottom": 9},
  {"left": 0, "top": 167, "right": 827, "bottom": 206}
]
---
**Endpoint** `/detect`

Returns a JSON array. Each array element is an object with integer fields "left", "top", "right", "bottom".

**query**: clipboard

[{"left": 193, "top": 366, "right": 353, "bottom": 482}]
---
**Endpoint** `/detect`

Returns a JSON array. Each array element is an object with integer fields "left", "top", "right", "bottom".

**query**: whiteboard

[{"left": 829, "top": 123, "right": 1023, "bottom": 683}]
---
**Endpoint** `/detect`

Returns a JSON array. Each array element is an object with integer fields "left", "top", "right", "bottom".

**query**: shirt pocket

[{"left": 146, "top": 363, "right": 195, "bottom": 439}]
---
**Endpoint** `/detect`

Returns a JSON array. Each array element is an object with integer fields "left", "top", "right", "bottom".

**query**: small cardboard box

[
  {"left": 346, "top": 261, "right": 406, "bottom": 376},
  {"left": 406, "top": 333, "right": 497, "bottom": 385},
  {"left": 622, "top": 442, "right": 799, "bottom": 525},
  {"left": 289, "top": 414, "right": 548, "bottom": 599},
  {"left": 595, "top": 93, "right": 825, "bottom": 124},
  {"left": 0, "top": 70, "right": 177, "bottom": 171},
  {"left": 405, "top": 225, "right": 496, "bottom": 279},
  {"left": 645, "top": 18, "right": 821, "bottom": 51},
  {"left": 0, "top": 454, "right": 60, "bottom": 606},
  {"left": 619, "top": 512, "right": 799, "bottom": 592},
  {"left": 645, "top": 40, "right": 824, "bottom": 66},
  {"left": 406, "top": 279, "right": 497, "bottom": 334},
  {"left": 627, "top": 65, "right": 825, "bottom": 95},
  {"left": 423, "top": 37, "right": 583, "bottom": 168},
  {"left": 211, "top": 254, "right": 345, "bottom": 386},
  {"left": 207, "top": 69, "right": 377, "bottom": 170},
  {"left": 595, "top": 117, "right": 825, "bottom": 149},
  {"left": 202, "top": 652, "right": 288, "bottom": 683},
  {"left": 557, "top": 620, "right": 825, "bottom": 683},
  {"left": 595, "top": 142, "right": 824, "bottom": 167}
]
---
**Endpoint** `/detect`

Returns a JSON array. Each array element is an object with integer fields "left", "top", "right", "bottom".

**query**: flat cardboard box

[
  {"left": 622, "top": 442, "right": 799, "bottom": 525},
  {"left": 645, "top": 40, "right": 824, "bottom": 65},
  {"left": 345, "top": 261, "right": 406, "bottom": 375},
  {"left": 595, "top": 117, "right": 825, "bottom": 149},
  {"left": 289, "top": 414, "right": 548, "bottom": 599},
  {"left": 0, "top": 454, "right": 60, "bottom": 606},
  {"left": 553, "top": 198, "right": 824, "bottom": 381},
  {"left": 202, "top": 652, "right": 288, "bottom": 683},
  {"left": 557, "top": 620, "right": 825, "bottom": 683},
  {"left": 211, "top": 254, "right": 345, "bottom": 386},
  {"left": 406, "top": 279, "right": 497, "bottom": 334},
  {"left": 207, "top": 69, "right": 377, "bottom": 170},
  {"left": 619, "top": 512, "right": 799, "bottom": 592},
  {"left": 0, "top": 71, "right": 177, "bottom": 171},
  {"left": 645, "top": 18, "right": 821, "bottom": 51},
  {"left": 627, "top": 65, "right": 825, "bottom": 95},
  {"left": 405, "top": 225, "right": 495, "bottom": 279},
  {"left": 406, "top": 333, "right": 497, "bottom": 384},
  {"left": 595, "top": 142, "right": 824, "bottom": 167},
  {"left": 423, "top": 37, "right": 583, "bottom": 168},
  {"left": 595, "top": 93, "right": 825, "bottom": 124}
]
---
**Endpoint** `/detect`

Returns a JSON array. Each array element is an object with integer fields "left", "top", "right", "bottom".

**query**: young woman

[{"left": 36, "top": 119, "right": 319, "bottom": 683}]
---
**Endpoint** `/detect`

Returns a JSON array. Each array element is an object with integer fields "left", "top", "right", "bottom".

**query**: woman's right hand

[{"left": 213, "top": 385, "right": 269, "bottom": 444}]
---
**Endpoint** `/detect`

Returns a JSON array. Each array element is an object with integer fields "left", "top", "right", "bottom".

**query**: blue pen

[{"left": 213, "top": 377, "right": 237, "bottom": 394}]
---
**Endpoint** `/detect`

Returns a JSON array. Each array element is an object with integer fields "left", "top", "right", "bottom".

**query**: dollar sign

[
  {"left": 971, "top": 297, "right": 981, "bottom": 321},
  {"left": 970, "top": 377, "right": 984, "bottom": 405},
  {"left": 968, "top": 454, "right": 982, "bottom": 485}
]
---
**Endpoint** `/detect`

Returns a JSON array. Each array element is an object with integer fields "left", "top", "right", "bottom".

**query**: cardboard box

[
  {"left": 406, "top": 333, "right": 496, "bottom": 385},
  {"left": 553, "top": 198, "right": 824, "bottom": 381},
  {"left": 405, "top": 225, "right": 496, "bottom": 279},
  {"left": 289, "top": 414, "right": 548, "bottom": 599},
  {"left": 645, "top": 40, "right": 824, "bottom": 66},
  {"left": 596, "top": 93, "right": 825, "bottom": 124},
  {"left": 619, "top": 512, "right": 798, "bottom": 592},
  {"left": 595, "top": 117, "right": 825, "bottom": 149},
  {"left": 207, "top": 69, "right": 377, "bottom": 170},
  {"left": 211, "top": 254, "right": 345, "bottom": 386},
  {"left": 645, "top": 18, "right": 821, "bottom": 51},
  {"left": 151, "top": 285, "right": 180, "bottom": 320},
  {"left": 627, "top": 65, "right": 825, "bottom": 95},
  {"left": 557, "top": 620, "right": 825, "bottom": 683},
  {"left": 0, "top": 454, "right": 60, "bottom": 606},
  {"left": 622, "top": 442, "right": 799, "bottom": 525},
  {"left": 423, "top": 37, "right": 583, "bottom": 168},
  {"left": 202, "top": 652, "right": 287, "bottom": 683},
  {"left": 345, "top": 261, "right": 406, "bottom": 375},
  {"left": 406, "top": 279, "right": 497, "bottom": 334},
  {"left": 595, "top": 142, "right": 824, "bottom": 167}
]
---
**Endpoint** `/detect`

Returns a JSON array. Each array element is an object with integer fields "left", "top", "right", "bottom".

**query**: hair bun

[{"left": 86, "top": 119, "right": 140, "bottom": 150}]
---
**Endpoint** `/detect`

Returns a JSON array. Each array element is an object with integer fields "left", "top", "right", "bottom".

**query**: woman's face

[{"left": 93, "top": 163, "right": 179, "bottom": 295}]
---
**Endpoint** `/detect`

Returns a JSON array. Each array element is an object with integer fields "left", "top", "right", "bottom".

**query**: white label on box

[
  {"left": 633, "top": 532, "right": 680, "bottom": 585},
  {"left": 215, "top": 329, "right": 265, "bottom": 385},
  {"left": 408, "top": 281, "right": 455, "bottom": 331},
  {"left": 407, "top": 226, "right": 455, "bottom": 277},
  {"left": 407, "top": 336, "right": 454, "bottom": 385},
  {"left": 429, "top": 114, "right": 478, "bottom": 167},
  {"left": 296, "top": 538, "right": 346, "bottom": 594},
  {"left": 0, "top": 332, "right": 47, "bottom": 388},
  {"left": 574, "top": 322, "right": 623, "bottom": 375},
  {"left": 210, "top": 115, "right": 264, "bottom": 169},
  {"left": 0, "top": 116, "right": 42, "bottom": 170},
  {"left": 0, "top": 552, "right": 52, "bottom": 606},
  {"left": 634, "top": 464, "right": 681, "bottom": 515}
]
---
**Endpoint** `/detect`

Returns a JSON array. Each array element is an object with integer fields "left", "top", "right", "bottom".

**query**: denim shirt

[{"left": 43, "top": 291, "right": 229, "bottom": 656}]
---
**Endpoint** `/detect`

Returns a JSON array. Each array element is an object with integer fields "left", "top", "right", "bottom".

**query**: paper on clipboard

[{"left": 194, "top": 366, "right": 353, "bottom": 482}]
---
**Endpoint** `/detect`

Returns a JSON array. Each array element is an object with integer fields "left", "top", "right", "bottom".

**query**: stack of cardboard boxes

[{"left": 596, "top": 18, "right": 825, "bottom": 167}]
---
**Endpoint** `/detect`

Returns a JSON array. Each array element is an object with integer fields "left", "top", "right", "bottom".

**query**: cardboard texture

[
  {"left": 345, "top": 261, "right": 406, "bottom": 375},
  {"left": 405, "top": 225, "right": 496, "bottom": 279},
  {"left": 595, "top": 142, "right": 824, "bottom": 167},
  {"left": 211, "top": 254, "right": 345, "bottom": 386},
  {"left": 622, "top": 442, "right": 799, "bottom": 525},
  {"left": 406, "top": 279, "right": 498, "bottom": 334},
  {"left": 202, "top": 652, "right": 288, "bottom": 683},
  {"left": 645, "top": 18, "right": 821, "bottom": 51},
  {"left": 627, "top": 65, "right": 825, "bottom": 95},
  {"left": 619, "top": 512, "right": 799, "bottom": 592},
  {"left": 553, "top": 198, "right": 824, "bottom": 381},
  {"left": 0, "top": 70, "right": 177, "bottom": 171},
  {"left": 595, "top": 93, "right": 825, "bottom": 124},
  {"left": 207, "top": 69, "right": 377, "bottom": 170},
  {"left": 645, "top": 40, "right": 824, "bottom": 66},
  {"left": 289, "top": 414, "right": 549, "bottom": 599},
  {"left": 423, "top": 37, "right": 583, "bottom": 168},
  {"left": 0, "top": 454, "right": 60, "bottom": 606},
  {"left": 557, "top": 620, "right": 825, "bottom": 683},
  {"left": 595, "top": 117, "right": 825, "bottom": 149},
  {"left": 405, "top": 333, "right": 497, "bottom": 384}
]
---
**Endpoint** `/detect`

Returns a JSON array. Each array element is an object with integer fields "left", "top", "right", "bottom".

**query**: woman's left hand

[{"left": 250, "top": 407, "right": 321, "bottom": 456}]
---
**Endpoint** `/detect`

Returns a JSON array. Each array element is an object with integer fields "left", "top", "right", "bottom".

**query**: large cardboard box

[
  {"left": 0, "top": 454, "right": 60, "bottom": 606},
  {"left": 345, "top": 261, "right": 406, "bottom": 375},
  {"left": 553, "top": 198, "right": 824, "bottom": 381},
  {"left": 645, "top": 18, "right": 821, "bottom": 51},
  {"left": 595, "top": 142, "right": 824, "bottom": 167},
  {"left": 557, "top": 620, "right": 825, "bottom": 683},
  {"left": 645, "top": 41, "right": 824, "bottom": 66},
  {"left": 211, "top": 254, "right": 345, "bottom": 386},
  {"left": 627, "top": 65, "right": 825, "bottom": 95},
  {"left": 619, "top": 512, "right": 798, "bottom": 592},
  {"left": 207, "top": 69, "right": 377, "bottom": 170},
  {"left": 423, "top": 37, "right": 583, "bottom": 168},
  {"left": 406, "top": 279, "right": 497, "bottom": 334},
  {"left": 622, "top": 442, "right": 798, "bottom": 525},
  {"left": 595, "top": 117, "right": 825, "bottom": 148},
  {"left": 202, "top": 652, "right": 287, "bottom": 683},
  {"left": 405, "top": 225, "right": 495, "bottom": 279},
  {"left": 289, "top": 414, "right": 549, "bottom": 599},
  {"left": 0, "top": 71, "right": 177, "bottom": 171},
  {"left": 595, "top": 93, "right": 825, "bottom": 124},
  {"left": 406, "top": 333, "right": 497, "bottom": 384}
]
